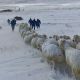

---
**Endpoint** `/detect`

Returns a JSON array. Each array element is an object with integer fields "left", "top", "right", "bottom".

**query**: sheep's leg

[{"left": 72, "top": 68, "right": 80, "bottom": 80}]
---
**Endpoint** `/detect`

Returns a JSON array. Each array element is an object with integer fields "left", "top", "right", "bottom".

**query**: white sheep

[
  {"left": 65, "top": 47, "right": 80, "bottom": 79},
  {"left": 19, "top": 23, "right": 28, "bottom": 31},
  {"left": 20, "top": 30, "right": 27, "bottom": 37},
  {"left": 43, "top": 38, "right": 58, "bottom": 47},
  {"left": 24, "top": 33, "right": 37, "bottom": 44},
  {"left": 42, "top": 43, "right": 64, "bottom": 64},
  {"left": 60, "top": 39, "right": 80, "bottom": 79},
  {"left": 58, "top": 39, "right": 76, "bottom": 55},
  {"left": 31, "top": 34, "right": 47, "bottom": 49},
  {"left": 36, "top": 37, "right": 46, "bottom": 50},
  {"left": 19, "top": 23, "right": 32, "bottom": 33},
  {"left": 31, "top": 37, "right": 39, "bottom": 48},
  {"left": 19, "top": 23, "right": 29, "bottom": 29},
  {"left": 22, "top": 30, "right": 35, "bottom": 38},
  {"left": 76, "top": 43, "right": 80, "bottom": 50}
]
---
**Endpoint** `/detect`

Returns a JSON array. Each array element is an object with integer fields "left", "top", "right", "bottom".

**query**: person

[
  {"left": 11, "top": 19, "right": 16, "bottom": 31},
  {"left": 28, "top": 18, "right": 33, "bottom": 28},
  {"left": 32, "top": 19, "right": 36, "bottom": 30},
  {"left": 36, "top": 19, "right": 41, "bottom": 28},
  {"left": 7, "top": 19, "right": 11, "bottom": 25}
]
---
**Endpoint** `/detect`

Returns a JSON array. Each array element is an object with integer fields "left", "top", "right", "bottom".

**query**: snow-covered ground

[
  {"left": 0, "top": 13, "right": 52, "bottom": 80},
  {"left": 0, "top": 0, "right": 80, "bottom": 4},
  {"left": 0, "top": 4, "right": 79, "bottom": 80}
]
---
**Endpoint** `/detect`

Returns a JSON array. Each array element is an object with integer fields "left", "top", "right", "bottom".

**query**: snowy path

[{"left": 0, "top": 21, "right": 51, "bottom": 80}]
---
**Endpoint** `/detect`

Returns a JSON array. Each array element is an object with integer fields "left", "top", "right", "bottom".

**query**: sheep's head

[
  {"left": 49, "top": 36, "right": 53, "bottom": 38},
  {"left": 38, "top": 34, "right": 47, "bottom": 39},
  {"left": 73, "top": 35, "right": 80, "bottom": 44},
  {"left": 32, "top": 33, "right": 38, "bottom": 37},
  {"left": 53, "top": 35, "right": 59, "bottom": 41},
  {"left": 58, "top": 39, "right": 71, "bottom": 55},
  {"left": 42, "top": 34, "right": 47, "bottom": 39},
  {"left": 59, "top": 35, "right": 70, "bottom": 40}
]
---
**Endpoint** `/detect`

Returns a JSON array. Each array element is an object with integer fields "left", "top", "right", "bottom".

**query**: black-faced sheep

[{"left": 73, "top": 35, "right": 80, "bottom": 44}]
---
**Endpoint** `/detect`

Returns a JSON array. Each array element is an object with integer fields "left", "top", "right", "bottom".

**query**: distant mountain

[{"left": 0, "top": 0, "right": 80, "bottom": 4}]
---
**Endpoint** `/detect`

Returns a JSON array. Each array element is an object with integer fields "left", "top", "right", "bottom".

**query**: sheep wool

[
  {"left": 36, "top": 37, "right": 46, "bottom": 50},
  {"left": 76, "top": 43, "right": 80, "bottom": 50},
  {"left": 23, "top": 31, "right": 35, "bottom": 39},
  {"left": 24, "top": 34, "right": 35, "bottom": 44},
  {"left": 43, "top": 38, "right": 58, "bottom": 46},
  {"left": 31, "top": 37, "right": 38, "bottom": 48},
  {"left": 65, "top": 47, "right": 80, "bottom": 79},
  {"left": 42, "top": 44, "right": 64, "bottom": 63}
]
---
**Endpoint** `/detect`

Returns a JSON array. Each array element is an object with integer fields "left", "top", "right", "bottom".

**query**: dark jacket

[
  {"left": 32, "top": 19, "right": 36, "bottom": 27},
  {"left": 11, "top": 19, "right": 16, "bottom": 27},
  {"left": 36, "top": 19, "right": 41, "bottom": 27}
]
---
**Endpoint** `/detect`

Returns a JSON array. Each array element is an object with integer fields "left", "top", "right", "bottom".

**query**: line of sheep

[{"left": 19, "top": 23, "right": 80, "bottom": 80}]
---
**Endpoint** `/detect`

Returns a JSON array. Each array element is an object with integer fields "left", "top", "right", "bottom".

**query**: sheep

[
  {"left": 59, "top": 39, "right": 80, "bottom": 79},
  {"left": 19, "top": 23, "right": 32, "bottom": 33},
  {"left": 19, "top": 23, "right": 28, "bottom": 29},
  {"left": 76, "top": 43, "right": 80, "bottom": 50},
  {"left": 43, "top": 38, "right": 58, "bottom": 47},
  {"left": 23, "top": 33, "right": 37, "bottom": 44},
  {"left": 37, "top": 34, "right": 47, "bottom": 39},
  {"left": 19, "top": 23, "right": 32, "bottom": 37},
  {"left": 65, "top": 47, "right": 80, "bottom": 80},
  {"left": 53, "top": 35, "right": 59, "bottom": 41},
  {"left": 41, "top": 38, "right": 59, "bottom": 58},
  {"left": 36, "top": 37, "right": 46, "bottom": 51},
  {"left": 58, "top": 39, "right": 76, "bottom": 55},
  {"left": 22, "top": 30, "right": 35, "bottom": 38},
  {"left": 19, "top": 29, "right": 26, "bottom": 37},
  {"left": 31, "top": 34, "right": 47, "bottom": 49},
  {"left": 31, "top": 37, "right": 39, "bottom": 48},
  {"left": 60, "top": 35, "right": 70, "bottom": 40},
  {"left": 73, "top": 35, "right": 80, "bottom": 44},
  {"left": 42, "top": 43, "right": 65, "bottom": 70},
  {"left": 19, "top": 23, "right": 28, "bottom": 31}
]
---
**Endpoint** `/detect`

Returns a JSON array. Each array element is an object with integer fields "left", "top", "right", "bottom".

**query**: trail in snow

[{"left": 0, "top": 16, "right": 52, "bottom": 80}]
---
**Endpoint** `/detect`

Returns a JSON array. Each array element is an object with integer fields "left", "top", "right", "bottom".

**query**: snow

[
  {"left": 0, "top": 3, "right": 78, "bottom": 80},
  {"left": 0, "top": 0, "right": 80, "bottom": 4},
  {"left": 0, "top": 17, "right": 52, "bottom": 80}
]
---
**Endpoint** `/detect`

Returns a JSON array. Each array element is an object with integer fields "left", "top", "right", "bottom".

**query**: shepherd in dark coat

[
  {"left": 32, "top": 19, "right": 36, "bottom": 30},
  {"left": 36, "top": 19, "right": 41, "bottom": 28},
  {"left": 7, "top": 19, "right": 11, "bottom": 25},
  {"left": 28, "top": 18, "right": 33, "bottom": 28},
  {"left": 11, "top": 19, "right": 16, "bottom": 31}
]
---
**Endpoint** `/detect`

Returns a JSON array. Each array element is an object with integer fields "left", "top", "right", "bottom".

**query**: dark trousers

[{"left": 11, "top": 25, "right": 15, "bottom": 31}]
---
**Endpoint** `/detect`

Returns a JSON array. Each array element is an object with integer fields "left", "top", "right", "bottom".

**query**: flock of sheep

[{"left": 19, "top": 23, "right": 80, "bottom": 80}]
